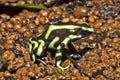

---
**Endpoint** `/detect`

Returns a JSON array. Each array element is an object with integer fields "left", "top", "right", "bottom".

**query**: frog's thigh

[{"left": 49, "top": 36, "right": 60, "bottom": 49}]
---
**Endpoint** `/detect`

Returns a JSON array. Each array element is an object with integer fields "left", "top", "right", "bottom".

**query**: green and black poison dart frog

[{"left": 29, "top": 22, "right": 94, "bottom": 71}]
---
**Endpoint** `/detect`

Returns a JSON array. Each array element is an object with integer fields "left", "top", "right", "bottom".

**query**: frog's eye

[{"left": 70, "top": 53, "right": 81, "bottom": 60}]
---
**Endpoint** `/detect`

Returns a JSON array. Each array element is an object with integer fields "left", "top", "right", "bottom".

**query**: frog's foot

[
  {"left": 36, "top": 59, "right": 47, "bottom": 65},
  {"left": 56, "top": 60, "right": 70, "bottom": 71},
  {"left": 36, "top": 57, "right": 47, "bottom": 65},
  {"left": 55, "top": 51, "right": 70, "bottom": 71}
]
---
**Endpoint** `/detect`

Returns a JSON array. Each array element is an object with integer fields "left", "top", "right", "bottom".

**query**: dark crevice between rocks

[
  {"left": 0, "top": 5, "right": 40, "bottom": 17},
  {"left": 5, "top": 76, "right": 16, "bottom": 80},
  {"left": 0, "top": 5, "right": 23, "bottom": 17},
  {"left": 0, "top": 60, "right": 8, "bottom": 72},
  {"left": 92, "top": 67, "right": 107, "bottom": 78}
]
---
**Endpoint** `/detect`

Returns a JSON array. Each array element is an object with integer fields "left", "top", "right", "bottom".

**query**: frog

[{"left": 29, "top": 22, "right": 94, "bottom": 71}]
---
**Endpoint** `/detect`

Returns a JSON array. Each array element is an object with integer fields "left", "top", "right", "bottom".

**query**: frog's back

[{"left": 44, "top": 22, "right": 94, "bottom": 41}]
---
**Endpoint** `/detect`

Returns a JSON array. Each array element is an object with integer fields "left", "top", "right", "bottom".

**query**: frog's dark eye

[{"left": 70, "top": 53, "right": 81, "bottom": 60}]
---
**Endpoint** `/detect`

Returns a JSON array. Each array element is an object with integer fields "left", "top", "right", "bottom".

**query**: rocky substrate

[{"left": 0, "top": 0, "right": 120, "bottom": 80}]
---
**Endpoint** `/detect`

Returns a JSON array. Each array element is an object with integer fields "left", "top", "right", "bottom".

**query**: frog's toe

[
  {"left": 56, "top": 60, "right": 70, "bottom": 71},
  {"left": 58, "top": 65, "right": 70, "bottom": 71}
]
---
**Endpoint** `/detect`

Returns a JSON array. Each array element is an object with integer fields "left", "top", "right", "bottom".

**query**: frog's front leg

[
  {"left": 55, "top": 35, "right": 82, "bottom": 71},
  {"left": 55, "top": 43, "right": 70, "bottom": 71},
  {"left": 55, "top": 36, "right": 72, "bottom": 71}
]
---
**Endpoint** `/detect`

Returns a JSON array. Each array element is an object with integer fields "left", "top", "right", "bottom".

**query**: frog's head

[
  {"left": 29, "top": 38, "right": 45, "bottom": 62},
  {"left": 79, "top": 22, "right": 94, "bottom": 37}
]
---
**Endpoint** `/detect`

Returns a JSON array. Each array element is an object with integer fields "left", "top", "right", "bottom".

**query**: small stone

[
  {"left": 18, "top": 26, "right": 28, "bottom": 33},
  {"left": 74, "top": 6, "right": 88, "bottom": 18},
  {"left": 52, "top": 6, "right": 62, "bottom": 15},
  {"left": 39, "top": 16, "right": 49, "bottom": 24},
  {"left": 29, "top": 22, "right": 36, "bottom": 29},
  {"left": 6, "top": 39, "right": 14, "bottom": 45},
  {"left": 40, "top": 10, "right": 49, "bottom": 17},
  {"left": 8, "top": 58, "right": 25, "bottom": 71},
  {"left": 88, "top": 15, "right": 96, "bottom": 23},
  {"left": 36, "top": 25, "right": 45, "bottom": 35},
  {"left": 61, "top": 59, "right": 71, "bottom": 68},
  {"left": 2, "top": 50, "right": 15, "bottom": 61},
  {"left": 107, "top": 19, "right": 114, "bottom": 24},
  {"left": 21, "top": 76, "right": 30, "bottom": 80},
  {"left": 28, "top": 71, "right": 35, "bottom": 77},
  {"left": 23, "top": 31, "right": 32, "bottom": 37},
  {"left": 93, "top": 20, "right": 103, "bottom": 28},
  {"left": 62, "top": 18, "right": 70, "bottom": 23},
  {"left": 7, "top": 32, "right": 19, "bottom": 40},
  {"left": 6, "top": 22, "right": 13, "bottom": 29},
  {"left": 5, "top": 44, "right": 14, "bottom": 49}
]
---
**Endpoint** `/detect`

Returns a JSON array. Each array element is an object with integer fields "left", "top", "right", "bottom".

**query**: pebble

[
  {"left": 88, "top": 15, "right": 96, "bottom": 22},
  {"left": 0, "top": 0, "right": 120, "bottom": 79},
  {"left": 2, "top": 50, "right": 15, "bottom": 61},
  {"left": 23, "top": 31, "right": 32, "bottom": 37},
  {"left": 6, "top": 39, "right": 14, "bottom": 45},
  {"left": 52, "top": 6, "right": 62, "bottom": 15},
  {"left": 6, "top": 32, "right": 19, "bottom": 40},
  {"left": 8, "top": 58, "right": 25, "bottom": 71},
  {"left": 18, "top": 26, "right": 28, "bottom": 33},
  {"left": 28, "top": 22, "right": 36, "bottom": 29},
  {"left": 39, "top": 16, "right": 49, "bottom": 24},
  {"left": 93, "top": 20, "right": 103, "bottom": 28},
  {"left": 74, "top": 6, "right": 88, "bottom": 18},
  {"left": 6, "top": 22, "right": 13, "bottom": 29},
  {"left": 40, "top": 10, "right": 49, "bottom": 17},
  {"left": 36, "top": 25, "right": 45, "bottom": 35},
  {"left": 107, "top": 19, "right": 114, "bottom": 24}
]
